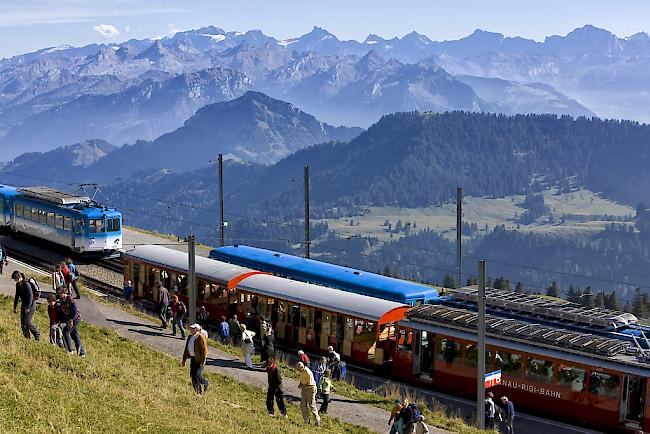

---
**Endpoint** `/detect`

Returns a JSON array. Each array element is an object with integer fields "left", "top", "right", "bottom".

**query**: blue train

[
  {"left": 0, "top": 185, "right": 122, "bottom": 256},
  {"left": 209, "top": 244, "right": 440, "bottom": 305}
]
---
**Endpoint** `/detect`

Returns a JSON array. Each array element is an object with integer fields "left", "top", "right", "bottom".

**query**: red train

[{"left": 124, "top": 245, "right": 650, "bottom": 433}]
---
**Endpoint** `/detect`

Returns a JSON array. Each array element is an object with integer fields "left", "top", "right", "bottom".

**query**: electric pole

[
  {"left": 188, "top": 235, "right": 197, "bottom": 325},
  {"left": 218, "top": 153, "right": 225, "bottom": 247},
  {"left": 456, "top": 187, "right": 463, "bottom": 288},
  {"left": 304, "top": 165, "right": 310, "bottom": 259},
  {"left": 477, "top": 259, "right": 486, "bottom": 429}
]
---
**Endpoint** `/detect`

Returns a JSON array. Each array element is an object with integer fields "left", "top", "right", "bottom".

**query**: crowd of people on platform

[{"left": 10, "top": 257, "right": 86, "bottom": 357}]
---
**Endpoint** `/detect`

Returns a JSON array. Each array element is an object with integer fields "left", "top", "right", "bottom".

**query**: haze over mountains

[{"left": 3, "top": 24, "right": 639, "bottom": 159}]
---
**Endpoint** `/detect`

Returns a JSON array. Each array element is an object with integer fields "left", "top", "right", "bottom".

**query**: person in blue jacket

[{"left": 500, "top": 396, "right": 515, "bottom": 434}]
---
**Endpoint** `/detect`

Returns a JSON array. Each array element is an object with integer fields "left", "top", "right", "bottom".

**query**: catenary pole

[
  {"left": 456, "top": 187, "right": 463, "bottom": 288},
  {"left": 304, "top": 165, "right": 310, "bottom": 259},
  {"left": 477, "top": 259, "right": 487, "bottom": 429},
  {"left": 218, "top": 153, "right": 225, "bottom": 247},
  {"left": 188, "top": 235, "right": 197, "bottom": 325}
]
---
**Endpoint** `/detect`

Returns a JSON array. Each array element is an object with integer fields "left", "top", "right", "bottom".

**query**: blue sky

[{"left": 1, "top": 0, "right": 649, "bottom": 58}]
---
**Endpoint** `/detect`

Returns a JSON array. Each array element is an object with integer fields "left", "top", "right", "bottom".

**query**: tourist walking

[
  {"left": 12, "top": 271, "right": 40, "bottom": 340},
  {"left": 415, "top": 415, "right": 430, "bottom": 434},
  {"left": 59, "top": 261, "right": 72, "bottom": 296},
  {"left": 0, "top": 243, "right": 7, "bottom": 274},
  {"left": 260, "top": 323, "right": 274, "bottom": 365},
  {"left": 197, "top": 305, "right": 209, "bottom": 329},
  {"left": 240, "top": 324, "right": 256, "bottom": 369},
  {"left": 65, "top": 258, "right": 81, "bottom": 299},
  {"left": 123, "top": 280, "right": 133, "bottom": 302},
  {"left": 315, "top": 356, "right": 327, "bottom": 384},
  {"left": 229, "top": 315, "right": 241, "bottom": 346},
  {"left": 57, "top": 290, "right": 85, "bottom": 356},
  {"left": 182, "top": 324, "right": 210, "bottom": 394},
  {"left": 500, "top": 396, "right": 515, "bottom": 434},
  {"left": 170, "top": 295, "right": 187, "bottom": 338},
  {"left": 46, "top": 294, "right": 64, "bottom": 347},
  {"left": 485, "top": 391, "right": 496, "bottom": 429},
  {"left": 217, "top": 315, "right": 229, "bottom": 344},
  {"left": 318, "top": 368, "right": 334, "bottom": 414},
  {"left": 298, "top": 349, "right": 310, "bottom": 365},
  {"left": 296, "top": 361, "right": 320, "bottom": 426},
  {"left": 397, "top": 400, "right": 421, "bottom": 434},
  {"left": 265, "top": 358, "right": 288, "bottom": 418},
  {"left": 157, "top": 282, "right": 169, "bottom": 328},
  {"left": 52, "top": 264, "right": 66, "bottom": 294},
  {"left": 388, "top": 399, "right": 404, "bottom": 434}
]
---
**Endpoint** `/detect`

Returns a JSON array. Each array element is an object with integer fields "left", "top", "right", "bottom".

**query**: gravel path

[{"left": 0, "top": 265, "right": 449, "bottom": 434}]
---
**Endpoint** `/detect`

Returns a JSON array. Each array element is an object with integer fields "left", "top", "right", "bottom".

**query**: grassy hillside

[{"left": 0, "top": 296, "right": 369, "bottom": 434}]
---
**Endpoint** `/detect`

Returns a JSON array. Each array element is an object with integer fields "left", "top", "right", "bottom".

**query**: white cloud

[
  {"left": 93, "top": 23, "right": 119, "bottom": 38},
  {"left": 124, "top": 25, "right": 131, "bottom": 33},
  {"left": 168, "top": 23, "right": 182, "bottom": 35}
]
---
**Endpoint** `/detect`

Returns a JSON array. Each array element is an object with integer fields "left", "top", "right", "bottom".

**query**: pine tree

[
  {"left": 595, "top": 291, "right": 606, "bottom": 308},
  {"left": 466, "top": 277, "right": 478, "bottom": 286},
  {"left": 566, "top": 285, "right": 581, "bottom": 303},
  {"left": 632, "top": 288, "right": 648, "bottom": 318},
  {"left": 546, "top": 281, "right": 561, "bottom": 298},
  {"left": 605, "top": 291, "right": 620, "bottom": 310},
  {"left": 515, "top": 282, "right": 525, "bottom": 294},
  {"left": 443, "top": 273, "right": 457, "bottom": 289}
]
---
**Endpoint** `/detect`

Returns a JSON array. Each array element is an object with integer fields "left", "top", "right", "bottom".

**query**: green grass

[{"left": 0, "top": 295, "right": 371, "bottom": 434}]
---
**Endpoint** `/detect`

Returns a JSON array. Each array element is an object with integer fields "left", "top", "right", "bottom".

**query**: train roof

[
  {"left": 125, "top": 245, "right": 252, "bottom": 283},
  {"left": 450, "top": 286, "right": 638, "bottom": 330},
  {"left": 0, "top": 185, "right": 19, "bottom": 196},
  {"left": 211, "top": 245, "right": 440, "bottom": 304},
  {"left": 405, "top": 304, "right": 650, "bottom": 375},
  {"left": 237, "top": 273, "right": 410, "bottom": 324},
  {"left": 18, "top": 186, "right": 91, "bottom": 206}
]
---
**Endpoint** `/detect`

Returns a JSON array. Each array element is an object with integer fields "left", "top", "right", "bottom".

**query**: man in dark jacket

[
  {"left": 266, "top": 358, "right": 287, "bottom": 418},
  {"left": 500, "top": 396, "right": 515, "bottom": 434},
  {"left": 0, "top": 244, "right": 7, "bottom": 274},
  {"left": 57, "top": 290, "right": 85, "bottom": 356},
  {"left": 12, "top": 271, "right": 40, "bottom": 340},
  {"left": 157, "top": 282, "right": 169, "bottom": 328}
]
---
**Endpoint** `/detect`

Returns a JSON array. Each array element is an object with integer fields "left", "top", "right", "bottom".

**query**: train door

[
  {"left": 412, "top": 330, "right": 433, "bottom": 379},
  {"left": 619, "top": 375, "right": 645, "bottom": 429}
]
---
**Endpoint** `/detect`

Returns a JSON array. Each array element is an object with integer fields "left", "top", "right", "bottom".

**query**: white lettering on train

[{"left": 501, "top": 379, "right": 562, "bottom": 399}]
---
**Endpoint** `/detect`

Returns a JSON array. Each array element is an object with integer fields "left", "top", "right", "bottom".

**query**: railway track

[{"left": 95, "top": 257, "right": 124, "bottom": 274}]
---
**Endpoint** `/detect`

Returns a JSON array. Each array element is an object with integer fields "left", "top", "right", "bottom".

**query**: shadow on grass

[
  {"left": 331, "top": 397, "right": 392, "bottom": 405},
  {"left": 206, "top": 358, "right": 266, "bottom": 372},
  {"left": 126, "top": 327, "right": 183, "bottom": 339}
]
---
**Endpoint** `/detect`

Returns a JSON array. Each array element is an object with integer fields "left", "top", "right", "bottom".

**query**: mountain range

[{"left": 1, "top": 24, "right": 630, "bottom": 158}]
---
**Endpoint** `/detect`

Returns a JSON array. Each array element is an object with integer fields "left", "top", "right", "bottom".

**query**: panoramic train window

[
  {"left": 495, "top": 351, "right": 522, "bottom": 375},
  {"left": 557, "top": 364, "right": 586, "bottom": 391},
  {"left": 525, "top": 358, "right": 554, "bottom": 384},
  {"left": 90, "top": 219, "right": 105, "bottom": 233},
  {"left": 31, "top": 207, "right": 37, "bottom": 221},
  {"left": 107, "top": 218, "right": 121, "bottom": 232},
  {"left": 15, "top": 203, "right": 23, "bottom": 218},
  {"left": 55, "top": 214, "right": 64, "bottom": 229},
  {"left": 38, "top": 209, "right": 47, "bottom": 224},
  {"left": 588, "top": 372, "right": 620, "bottom": 398},
  {"left": 397, "top": 329, "right": 413, "bottom": 351},
  {"left": 463, "top": 344, "right": 493, "bottom": 368},
  {"left": 63, "top": 217, "right": 71, "bottom": 231},
  {"left": 436, "top": 339, "right": 460, "bottom": 364},
  {"left": 47, "top": 212, "right": 55, "bottom": 226}
]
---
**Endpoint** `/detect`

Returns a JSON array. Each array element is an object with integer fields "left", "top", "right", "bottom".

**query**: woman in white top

[{"left": 240, "top": 324, "right": 256, "bottom": 369}]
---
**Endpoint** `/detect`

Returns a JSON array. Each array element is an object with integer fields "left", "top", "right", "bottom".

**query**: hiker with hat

[
  {"left": 388, "top": 398, "right": 404, "bottom": 434},
  {"left": 181, "top": 323, "right": 209, "bottom": 394}
]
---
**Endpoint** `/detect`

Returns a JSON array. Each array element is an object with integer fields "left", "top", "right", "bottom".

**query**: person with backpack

[
  {"left": 485, "top": 391, "right": 496, "bottom": 429},
  {"left": 240, "top": 324, "right": 256, "bottom": 369},
  {"left": 0, "top": 243, "right": 7, "bottom": 275},
  {"left": 397, "top": 400, "right": 421, "bottom": 434},
  {"left": 388, "top": 399, "right": 404, "bottom": 434},
  {"left": 229, "top": 315, "right": 241, "bottom": 346},
  {"left": 65, "top": 258, "right": 81, "bottom": 299},
  {"left": 12, "top": 271, "right": 41, "bottom": 341},
  {"left": 52, "top": 264, "right": 65, "bottom": 295},
  {"left": 318, "top": 368, "right": 334, "bottom": 414},
  {"left": 415, "top": 415, "right": 430, "bottom": 434},
  {"left": 265, "top": 358, "right": 288, "bottom": 418},
  {"left": 57, "top": 290, "right": 85, "bottom": 357},
  {"left": 59, "top": 261, "right": 72, "bottom": 296},
  {"left": 46, "top": 294, "right": 64, "bottom": 348},
  {"left": 170, "top": 295, "right": 186, "bottom": 339}
]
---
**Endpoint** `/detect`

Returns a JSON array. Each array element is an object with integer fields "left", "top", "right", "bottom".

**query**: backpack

[
  {"left": 177, "top": 301, "right": 186, "bottom": 317},
  {"left": 27, "top": 277, "right": 41, "bottom": 300},
  {"left": 408, "top": 403, "right": 421, "bottom": 424}
]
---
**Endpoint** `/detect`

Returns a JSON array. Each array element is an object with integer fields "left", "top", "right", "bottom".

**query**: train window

[
  {"left": 344, "top": 317, "right": 354, "bottom": 341},
  {"left": 107, "top": 218, "right": 121, "bottom": 232},
  {"left": 557, "top": 364, "right": 586, "bottom": 391},
  {"left": 15, "top": 203, "right": 23, "bottom": 218},
  {"left": 38, "top": 209, "right": 47, "bottom": 224},
  {"left": 210, "top": 285, "right": 228, "bottom": 309},
  {"left": 525, "top": 358, "right": 554, "bottom": 384},
  {"left": 436, "top": 339, "right": 460, "bottom": 364},
  {"left": 74, "top": 220, "right": 83, "bottom": 234},
  {"left": 397, "top": 329, "right": 413, "bottom": 351},
  {"left": 463, "top": 344, "right": 493, "bottom": 368},
  {"left": 47, "top": 212, "right": 55, "bottom": 226},
  {"left": 91, "top": 219, "right": 105, "bottom": 233},
  {"left": 588, "top": 372, "right": 619, "bottom": 398},
  {"left": 31, "top": 207, "right": 37, "bottom": 221},
  {"left": 495, "top": 351, "right": 522, "bottom": 375},
  {"left": 63, "top": 217, "right": 71, "bottom": 231},
  {"left": 55, "top": 214, "right": 64, "bottom": 229}
]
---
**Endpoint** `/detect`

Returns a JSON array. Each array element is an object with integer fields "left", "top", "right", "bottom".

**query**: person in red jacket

[
  {"left": 46, "top": 294, "right": 64, "bottom": 347},
  {"left": 298, "top": 349, "right": 310, "bottom": 365}
]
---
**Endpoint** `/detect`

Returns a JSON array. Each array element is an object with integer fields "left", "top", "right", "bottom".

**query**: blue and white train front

[{"left": 76, "top": 208, "right": 122, "bottom": 254}]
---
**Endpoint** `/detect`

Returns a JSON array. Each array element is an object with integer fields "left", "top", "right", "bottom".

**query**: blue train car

[
  {"left": 210, "top": 245, "right": 440, "bottom": 305},
  {"left": 0, "top": 185, "right": 122, "bottom": 255}
]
